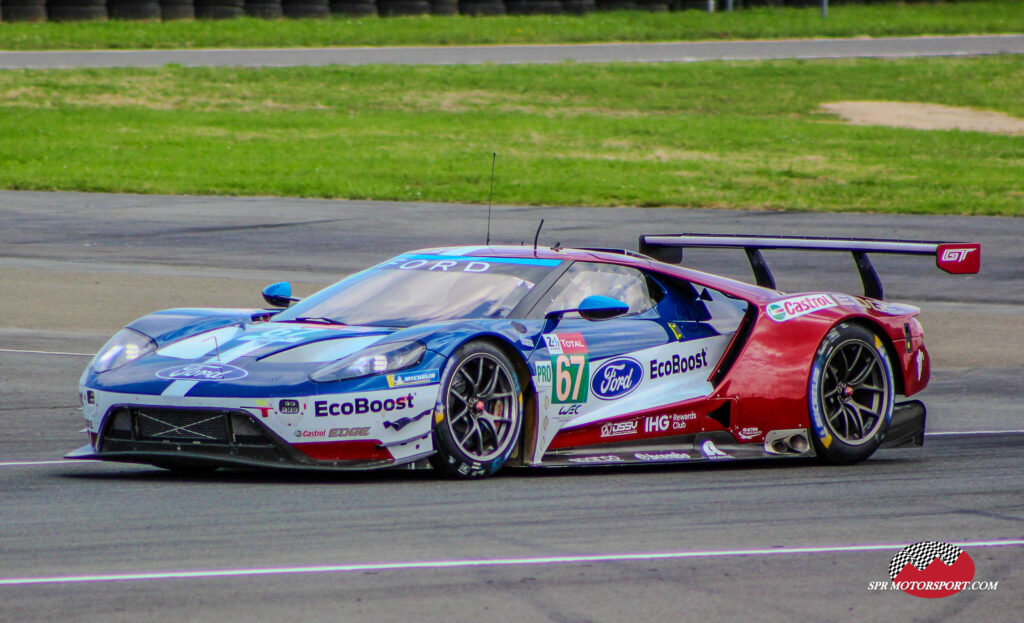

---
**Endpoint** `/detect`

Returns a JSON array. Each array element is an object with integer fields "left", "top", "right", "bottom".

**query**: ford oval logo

[
  {"left": 156, "top": 363, "right": 248, "bottom": 382},
  {"left": 591, "top": 357, "right": 642, "bottom": 400}
]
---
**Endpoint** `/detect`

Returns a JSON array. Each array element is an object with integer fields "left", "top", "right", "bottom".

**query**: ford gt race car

[{"left": 68, "top": 234, "right": 980, "bottom": 478}]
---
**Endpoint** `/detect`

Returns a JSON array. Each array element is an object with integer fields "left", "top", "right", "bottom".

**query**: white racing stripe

[
  {"left": 0, "top": 539, "right": 1021, "bottom": 587},
  {"left": 160, "top": 340, "right": 267, "bottom": 397},
  {"left": 0, "top": 348, "right": 92, "bottom": 357}
]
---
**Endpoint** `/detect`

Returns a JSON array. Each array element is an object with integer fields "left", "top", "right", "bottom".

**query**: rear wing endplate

[{"left": 638, "top": 234, "right": 980, "bottom": 300}]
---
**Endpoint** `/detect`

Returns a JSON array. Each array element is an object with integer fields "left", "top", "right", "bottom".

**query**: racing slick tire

[
  {"left": 808, "top": 322, "right": 894, "bottom": 465},
  {"left": 430, "top": 341, "right": 524, "bottom": 479}
]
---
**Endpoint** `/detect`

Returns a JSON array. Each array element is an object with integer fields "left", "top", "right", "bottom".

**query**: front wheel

[
  {"left": 808, "top": 322, "right": 894, "bottom": 465},
  {"left": 430, "top": 341, "right": 524, "bottom": 478}
]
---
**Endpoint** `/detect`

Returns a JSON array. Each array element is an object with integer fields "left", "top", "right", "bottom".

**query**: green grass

[
  {"left": 0, "top": 2, "right": 1020, "bottom": 50},
  {"left": 1, "top": 56, "right": 1022, "bottom": 215}
]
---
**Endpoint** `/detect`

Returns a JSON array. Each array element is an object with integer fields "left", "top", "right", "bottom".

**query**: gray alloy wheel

[
  {"left": 431, "top": 342, "right": 523, "bottom": 478},
  {"left": 809, "top": 323, "right": 894, "bottom": 464}
]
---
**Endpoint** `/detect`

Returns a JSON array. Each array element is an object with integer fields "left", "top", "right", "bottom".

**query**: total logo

[
  {"left": 543, "top": 333, "right": 587, "bottom": 355},
  {"left": 767, "top": 294, "right": 837, "bottom": 322},
  {"left": 314, "top": 394, "right": 414, "bottom": 417}
]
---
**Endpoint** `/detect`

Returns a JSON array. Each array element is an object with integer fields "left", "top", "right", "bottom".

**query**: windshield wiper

[{"left": 290, "top": 316, "right": 348, "bottom": 326}]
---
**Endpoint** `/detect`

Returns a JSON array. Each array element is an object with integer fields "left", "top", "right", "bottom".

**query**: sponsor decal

[
  {"left": 533, "top": 360, "right": 553, "bottom": 388},
  {"left": 737, "top": 427, "right": 762, "bottom": 441},
  {"left": 866, "top": 542, "right": 998, "bottom": 598},
  {"left": 295, "top": 429, "right": 328, "bottom": 439},
  {"left": 557, "top": 404, "right": 582, "bottom": 417},
  {"left": 545, "top": 333, "right": 589, "bottom": 404},
  {"left": 700, "top": 439, "right": 731, "bottom": 460},
  {"left": 916, "top": 350, "right": 925, "bottom": 381},
  {"left": 384, "top": 409, "right": 431, "bottom": 432},
  {"left": 238, "top": 326, "right": 324, "bottom": 344},
  {"left": 329, "top": 426, "right": 371, "bottom": 438},
  {"left": 591, "top": 357, "right": 643, "bottom": 400},
  {"left": 314, "top": 394, "right": 414, "bottom": 417},
  {"left": 808, "top": 363, "right": 832, "bottom": 448},
  {"left": 644, "top": 415, "right": 671, "bottom": 434},
  {"left": 519, "top": 336, "right": 535, "bottom": 348},
  {"left": 244, "top": 404, "right": 273, "bottom": 418},
  {"left": 395, "top": 258, "right": 491, "bottom": 273},
  {"left": 670, "top": 412, "right": 697, "bottom": 431},
  {"left": 543, "top": 332, "right": 587, "bottom": 355},
  {"left": 387, "top": 370, "right": 439, "bottom": 388},
  {"left": 156, "top": 363, "right": 248, "bottom": 382},
  {"left": 634, "top": 451, "right": 691, "bottom": 462},
  {"left": 936, "top": 244, "right": 980, "bottom": 274},
  {"left": 568, "top": 455, "right": 623, "bottom": 464},
  {"left": 767, "top": 294, "right": 837, "bottom": 322},
  {"left": 601, "top": 420, "right": 638, "bottom": 438},
  {"left": 649, "top": 349, "right": 708, "bottom": 380}
]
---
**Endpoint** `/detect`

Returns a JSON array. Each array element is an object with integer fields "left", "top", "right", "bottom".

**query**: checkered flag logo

[{"left": 889, "top": 541, "right": 964, "bottom": 580}]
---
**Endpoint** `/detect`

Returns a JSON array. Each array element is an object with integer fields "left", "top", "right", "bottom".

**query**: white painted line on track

[
  {"left": 0, "top": 460, "right": 98, "bottom": 467},
  {"left": 0, "top": 348, "right": 92, "bottom": 357},
  {"left": 1, "top": 539, "right": 1022, "bottom": 587},
  {"left": 927, "top": 430, "right": 1024, "bottom": 437}
]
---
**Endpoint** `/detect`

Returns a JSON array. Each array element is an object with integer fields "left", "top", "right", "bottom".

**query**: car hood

[{"left": 88, "top": 322, "right": 398, "bottom": 397}]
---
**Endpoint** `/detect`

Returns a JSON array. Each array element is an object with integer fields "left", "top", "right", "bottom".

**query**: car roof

[{"left": 409, "top": 245, "right": 776, "bottom": 305}]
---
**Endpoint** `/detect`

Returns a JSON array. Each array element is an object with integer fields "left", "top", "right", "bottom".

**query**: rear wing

[{"left": 638, "top": 234, "right": 980, "bottom": 300}]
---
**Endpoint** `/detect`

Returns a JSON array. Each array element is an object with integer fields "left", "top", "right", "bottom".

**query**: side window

[{"left": 533, "top": 262, "right": 660, "bottom": 318}]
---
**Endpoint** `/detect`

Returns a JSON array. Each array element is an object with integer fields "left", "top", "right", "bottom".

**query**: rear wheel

[
  {"left": 430, "top": 342, "right": 523, "bottom": 478},
  {"left": 808, "top": 323, "right": 894, "bottom": 464}
]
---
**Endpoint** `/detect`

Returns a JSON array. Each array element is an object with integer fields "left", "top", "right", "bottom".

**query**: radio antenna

[
  {"left": 533, "top": 219, "right": 544, "bottom": 256},
  {"left": 485, "top": 152, "right": 496, "bottom": 246}
]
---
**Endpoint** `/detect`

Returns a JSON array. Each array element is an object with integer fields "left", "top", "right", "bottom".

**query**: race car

[{"left": 67, "top": 234, "right": 981, "bottom": 478}]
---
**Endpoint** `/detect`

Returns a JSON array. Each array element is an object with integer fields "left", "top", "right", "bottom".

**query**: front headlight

[
  {"left": 309, "top": 340, "right": 425, "bottom": 383},
  {"left": 91, "top": 328, "right": 156, "bottom": 374}
]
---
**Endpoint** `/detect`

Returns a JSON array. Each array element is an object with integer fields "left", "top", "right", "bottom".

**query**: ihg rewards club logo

[{"left": 868, "top": 542, "right": 999, "bottom": 598}]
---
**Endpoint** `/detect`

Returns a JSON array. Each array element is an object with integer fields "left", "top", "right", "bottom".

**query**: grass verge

[
  {"left": 0, "top": 55, "right": 1021, "bottom": 215},
  {"left": 0, "top": 2, "right": 1020, "bottom": 50}
]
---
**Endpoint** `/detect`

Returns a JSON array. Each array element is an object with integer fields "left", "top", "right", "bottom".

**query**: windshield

[{"left": 275, "top": 254, "right": 562, "bottom": 327}]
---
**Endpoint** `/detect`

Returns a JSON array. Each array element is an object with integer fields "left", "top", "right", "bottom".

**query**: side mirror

[
  {"left": 262, "top": 282, "right": 299, "bottom": 308},
  {"left": 544, "top": 295, "right": 629, "bottom": 326},
  {"left": 577, "top": 295, "right": 630, "bottom": 321}
]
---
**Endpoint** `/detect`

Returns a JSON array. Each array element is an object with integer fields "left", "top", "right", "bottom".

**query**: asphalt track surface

[
  {"left": 1, "top": 34, "right": 1023, "bottom": 69},
  {"left": 1, "top": 190, "right": 1022, "bottom": 622}
]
